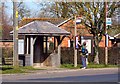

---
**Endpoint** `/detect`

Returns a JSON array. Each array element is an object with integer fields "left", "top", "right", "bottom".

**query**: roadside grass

[
  {"left": 1, "top": 63, "right": 118, "bottom": 74},
  {"left": 87, "top": 63, "right": 118, "bottom": 68},
  {"left": 61, "top": 63, "right": 118, "bottom": 69},
  {"left": 1, "top": 65, "right": 44, "bottom": 74}
]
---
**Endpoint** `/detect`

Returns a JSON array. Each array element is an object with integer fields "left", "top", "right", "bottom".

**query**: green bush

[
  {"left": 2, "top": 47, "right": 13, "bottom": 65},
  {"left": 2, "top": 47, "right": 13, "bottom": 58}
]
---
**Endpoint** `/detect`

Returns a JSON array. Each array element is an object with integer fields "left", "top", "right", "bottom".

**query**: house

[
  {"left": 19, "top": 18, "right": 95, "bottom": 54},
  {"left": 56, "top": 17, "right": 94, "bottom": 54},
  {"left": 109, "top": 33, "right": 120, "bottom": 47},
  {"left": 99, "top": 36, "right": 112, "bottom": 47},
  {"left": 1, "top": 17, "right": 113, "bottom": 49},
  {"left": 2, "top": 17, "right": 114, "bottom": 66}
]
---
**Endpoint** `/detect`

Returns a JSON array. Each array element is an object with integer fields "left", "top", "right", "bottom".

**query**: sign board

[
  {"left": 106, "top": 18, "right": 112, "bottom": 26},
  {"left": 105, "top": 34, "right": 109, "bottom": 47},
  {"left": 76, "top": 18, "right": 81, "bottom": 24},
  {"left": 75, "top": 36, "right": 79, "bottom": 49},
  {"left": 68, "top": 40, "right": 70, "bottom": 47},
  {"left": 18, "top": 39, "right": 24, "bottom": 54}
]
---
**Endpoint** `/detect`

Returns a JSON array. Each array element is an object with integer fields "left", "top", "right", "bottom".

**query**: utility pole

[
  {"left": 105, "top": 1, "right": 108, "bottom": 65},
  {"left": 1, "top": 3, "right": 4, "bottom": 27},
  {"left": 13, "top": 1, "right": 19, "bottom": 67},
  {"left": 74, "top": 15, "right": 77, "bottom": 67},
  {"left": 0, "top": 3, "right": 4, "bottom": 65},
  {"left": 1, "top": 2, "right": 4, "bottom": 38}
]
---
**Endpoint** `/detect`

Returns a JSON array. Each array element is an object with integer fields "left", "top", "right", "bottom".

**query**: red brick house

[
  {"left": 2, "top": 17, "right": 116, "bottom": 66},
  {"left": 109, "top": 33, "right": 120, "bottom": 47},
  {"left": 99, "top": 36, "right": 112, "bottom": 47},
  {"left": 19, "top": 18, "right": 93, "bottom": 48},
  {"left": 2, "top": 17, "right": 112, "bottom": 52}
]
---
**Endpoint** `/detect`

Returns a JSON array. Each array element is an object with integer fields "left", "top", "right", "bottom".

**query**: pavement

[{"left": 34, "top": 67, "right": 119, "bottom": 74}]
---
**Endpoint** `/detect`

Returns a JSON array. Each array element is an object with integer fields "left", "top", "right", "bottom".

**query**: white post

[
  {"left": 46, "top": 37, "right": 48, "bottom": 53},
  {"left": 58, "top": 43, "right": 61, "bottom": 67},
  {"left": 74, "top": 15, "right": 77, "bottom": 67},
  {"left": 105, "top": 1, "right": 108, "bottom": 65},
  {"left": 30, "top": 36, "right": 33, "bottom": 66},
  {"left": 26, "top": 37, "right": 29, "bottom": 54}
]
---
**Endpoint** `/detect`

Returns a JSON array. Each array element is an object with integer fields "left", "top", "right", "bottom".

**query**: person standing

[{"left": 79, "top": 42, "right": 88, "bottom": 69}]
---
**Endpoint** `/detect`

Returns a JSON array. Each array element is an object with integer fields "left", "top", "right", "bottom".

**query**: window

[{"left": 18, "top": 39, "right": 24, "bottom": 54}]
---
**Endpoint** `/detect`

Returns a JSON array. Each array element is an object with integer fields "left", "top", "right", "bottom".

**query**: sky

[{"left": 4, "top": 1, "right": 43, "bottom": 18}]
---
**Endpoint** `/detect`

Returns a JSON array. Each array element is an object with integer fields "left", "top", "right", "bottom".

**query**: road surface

[{"left": 2, "top": 68, "right": 119, "bottom": 82}]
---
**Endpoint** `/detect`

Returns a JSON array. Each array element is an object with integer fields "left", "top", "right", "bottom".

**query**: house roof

[
  {"left": 114, "top": 33, "right": 120, "bottom": 38},
  {"left": 10, "top": 21, "right": 70, "bottom": 36},
  {"left": 58, "top": 18, "right": 93, "bottom": 36},
  {"left": 11, "top": 17, "right": 92, "bottom": 37}
]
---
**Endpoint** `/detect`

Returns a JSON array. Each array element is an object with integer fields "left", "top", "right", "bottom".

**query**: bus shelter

[{"left": 10, "top": 21, "right": 70, "bottom": 67}]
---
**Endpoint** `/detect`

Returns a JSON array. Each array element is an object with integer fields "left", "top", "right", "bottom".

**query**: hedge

[
  {"left": 2, "top": 46, "right": 119, "bottom": 65},
  {"left": 61, "top": 47, "right": 120, "bottom": 65}
]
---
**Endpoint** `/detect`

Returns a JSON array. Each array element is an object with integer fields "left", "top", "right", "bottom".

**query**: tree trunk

[
  {"left": 93, "top": 36, "right": 100, "bottom": 64},
  {"left": 94, "top": 51, "right": 99, "bottom": 64}
]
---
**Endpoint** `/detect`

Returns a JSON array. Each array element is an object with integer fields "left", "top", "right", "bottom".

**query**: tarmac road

[{"left": 2, "top": 68, "right": 119, "bottom": 82}]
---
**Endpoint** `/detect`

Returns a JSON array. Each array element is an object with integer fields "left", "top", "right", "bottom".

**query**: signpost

[
  {"left": 105, "top": 17, "right": 112, "bottom": 65},
  {"left": 74, "top": 16, "right": 82, "bottom": 67},
  {"left": 104, "top": 1, "right": 112, "bottom": 65},
  {"left": 74, "top": 16, "right": 77, "bottom": 67}
]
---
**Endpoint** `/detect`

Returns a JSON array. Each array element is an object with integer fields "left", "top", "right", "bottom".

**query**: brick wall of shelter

[{"left": 0, "top": 42, "right": 13, "bottom": 47}]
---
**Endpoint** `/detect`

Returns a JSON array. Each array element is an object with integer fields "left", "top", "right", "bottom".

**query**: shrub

[
  {"left": 2, "top": 47, "right": 13, "bottom": 58},
  {"left": 61, "top": 47, "right": 119, "bottom": 65}
]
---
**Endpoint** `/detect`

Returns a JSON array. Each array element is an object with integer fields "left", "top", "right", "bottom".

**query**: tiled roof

[
  {"left": 114, "top": 33, "right": 120, "bottom": 38},
  {"left": 59, "top": 18, "right": 93, "bottom": 36},
  {"left": 14, "top": 17, "right": 92, "bottom": 36},
  {"left": 11, "top": 21, "right": 70, "bottom": 36}
]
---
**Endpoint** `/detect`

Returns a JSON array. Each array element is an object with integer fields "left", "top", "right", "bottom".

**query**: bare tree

[
  {"left": 1, "top": 2, "right": 13, "bottom": 40},
  {"left": 38, "top": 2, "right": 118, "bottom": 64},
  {"left": 17, "top": 2, "right": 31, "bottom": 22}
]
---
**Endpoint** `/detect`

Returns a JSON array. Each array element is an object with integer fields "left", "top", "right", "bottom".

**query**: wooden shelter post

[
  {"left": 54, "top": 37, "right": 56, "bottom": 52},
  {"left": 56, "top": 36, "right": 66, "bottom": 67},
  {"left": 46, "top": 36, "right": 48, "bottom": 53},
  {"left": 30, "top": 36, "right": 34, "bottom": 66},
  {"left": 57, "top": 36, "right": 61, "bottom": 66},
  {"left": 26, "top": 36, "right": 29, "bottom": 54}
]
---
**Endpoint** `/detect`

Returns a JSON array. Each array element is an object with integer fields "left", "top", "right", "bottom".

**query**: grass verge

[
  {"left": 1, "top": 64, "right": 118, "bottom": 74},
  {"left": 1, "top": 65, "right": 44, "bottom": 74},
  {"left": 61, "top": 63, "right": 118, "bottom": 69}
]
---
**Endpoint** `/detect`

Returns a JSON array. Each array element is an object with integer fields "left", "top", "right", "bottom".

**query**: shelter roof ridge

[
  {"left": 22, "top": 17, "right": 67, "bottom": 22},
  {"left": 19, "top": 17, "right": 67, "bottom": 27}
]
